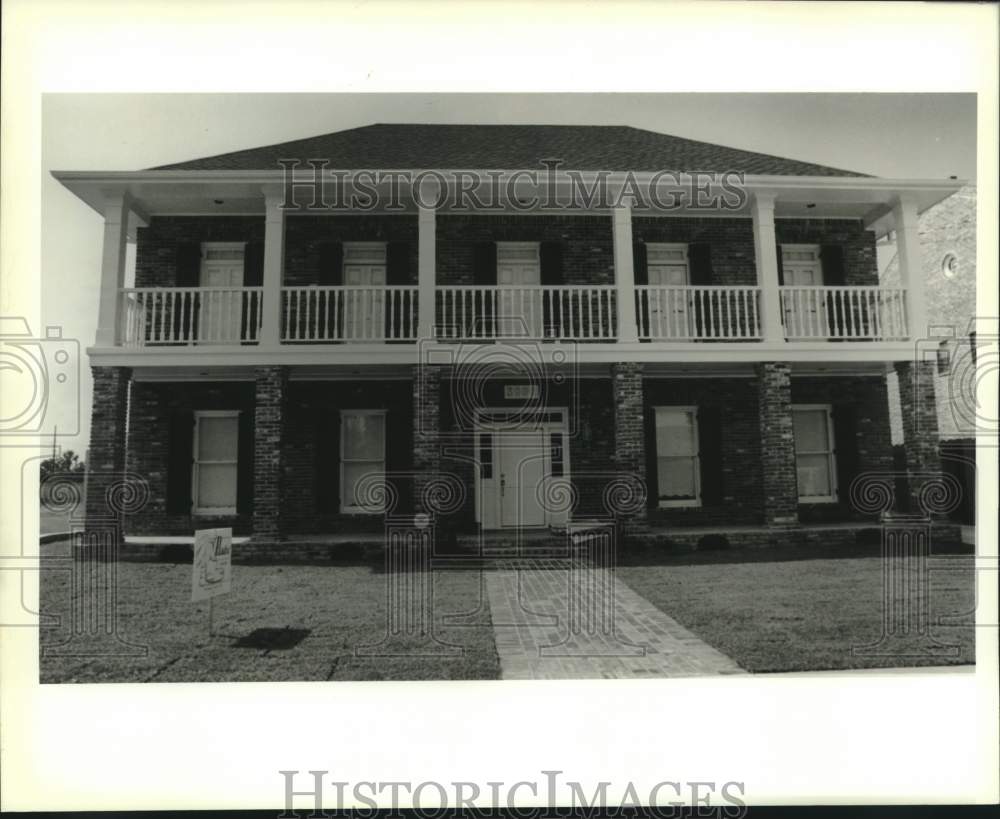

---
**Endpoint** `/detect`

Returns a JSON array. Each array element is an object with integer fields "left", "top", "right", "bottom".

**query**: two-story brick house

[{"left": 54, "top": 124, "right": 963, "bottom": 551}]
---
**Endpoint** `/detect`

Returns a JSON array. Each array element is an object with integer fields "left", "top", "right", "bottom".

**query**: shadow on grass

[{"left": 231, "top": 627, "right": 311, "bottom": 651}]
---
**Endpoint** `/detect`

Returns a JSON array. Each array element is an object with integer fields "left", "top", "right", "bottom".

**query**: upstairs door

[
  {"left": 646, "top": 243, "right": 691, "bottom": 338},
  {"left": 199, "top": 243, "right": 245, "bottom": 343},
  {"left": 496, "top": 242, "right": 542, "bottom": 337},
  {"left": 781, "top": 245, "right": 824, "bottom": 337},
  {"left": 342, "top": 243, "right": 387, "bottom": 340}
]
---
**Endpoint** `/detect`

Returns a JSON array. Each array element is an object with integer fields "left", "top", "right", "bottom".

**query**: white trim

[
  {"left": 791, "top": 403, "right": 838, "bottom": 503},
  {"left": 191, "top": 410, "right": 240, "bottom": 516},
  {"left": 339, "top": 409, "right": 387, "bottom": 514},
  {"left": 653, "top": 405, "right": 702, "bottom": 508}
]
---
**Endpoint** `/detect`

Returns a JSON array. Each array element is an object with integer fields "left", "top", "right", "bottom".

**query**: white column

[
  {"left": 752, "top": 192, "right": 784, "bottom": 344},
  {"left": 612, "top": 204, "right": 639, "bottom": 343},
  {"left": 417, "top": 206, "right": 436, "bottom": 341},
  {"left": 260, "top": 188, "right": 286, "bottom": 347},
  {"left": 892, "top": 195, "right": 926, "bottom": 340},
  {"left": 94, "top": 192, "right": 131, "bottom": 347}
]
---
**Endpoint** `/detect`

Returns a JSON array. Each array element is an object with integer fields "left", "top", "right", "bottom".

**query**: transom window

[
  {"left": 201, "top": 242, "right": 246, "bottom": 263},
  {"left": 792, "top": 405, "right": 837, "bottom": 502},
  {"left": 343, "top": 242, "right": 387, "bottom": 265},
  {"left": 781, "top": 244, "right": 822, "bottom": 286},
  {"left": 192, "top": 411, "right": 240, "bottom": 515},
  {"left": 340, "top": 410, "right": 387, "bottom": 513},
  {"left": 496, "top": 242, "right": 540, "bottom": 265},
  {"left": 654, "top": 406, "right": 700, "bottom": 507},
  {"left": 646, "top": 243, "right": 689, "bottom": 286}
]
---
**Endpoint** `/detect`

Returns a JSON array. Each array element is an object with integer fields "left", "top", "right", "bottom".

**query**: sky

[{"left": 42, "top": 92, "right": 977, "bottom": 456}]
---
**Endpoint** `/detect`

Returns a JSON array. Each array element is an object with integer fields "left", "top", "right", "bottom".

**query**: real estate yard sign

[{"left": 192, "top": 528, "right": 232, "bottom": 602}]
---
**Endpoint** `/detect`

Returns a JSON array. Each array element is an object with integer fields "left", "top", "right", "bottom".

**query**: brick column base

[
  {"left": 413, "top": 364, "right": 442, "bottom": 515},
  {"left": 895, "top": 360, "right": 942, "bottom": 514},
  {"left": 757, "top": 362, "right": 799, "bottom": 526},
  {"left": 611, "top": 362, "right": 647, "bottom": 530},
  {"left": 84, "top": 366, "right": 131, "bottom": 543},
  {"left": 252, "top": 366, "right": 287, "bottom": 541}
]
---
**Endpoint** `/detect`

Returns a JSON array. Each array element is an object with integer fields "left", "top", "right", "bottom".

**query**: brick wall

[
  {"left": 135, "top": 217, "right": 265, "bottom": 288},
  {"left": 632, "top": 216, "right": 756, "bottom": 285},
  {"left": 285, "top": 214, "right": 418, "bottom": 286},
  {"left": 757, "top": 362, "right": 799, "bottom": 525},
  {"left": 127, "top": 380, "right": 255, "bottom": 535},
  {"left": 775, "top": 218, "right": 878, "bottom": 286},
  {"left": 895, "top": 360, "right": 943, "bottom": 513},
  {"left": 282, "top": 378, "right": 415, "bottom": 533},
  {"left": 135, "top": 214, "right": 878, "bottom": 290},
  {"left": 644, "top": 376, "right": 763, "bottom": 526},
  {"left": 252, "top": 366, "right": 287, "bottom": 540},
  {"left": 85, "top": 366, "right": 131, "bottom": 540},
  {"left": 791, "top": 374, "right": 893, "bottom": 522},
  {"left": 435, "top": 214, "right": 615, "bottom": 285}
]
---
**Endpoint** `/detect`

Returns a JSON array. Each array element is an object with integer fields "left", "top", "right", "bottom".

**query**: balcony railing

[
  {"left": 281, "top": 286, "right": 418, "bottom": 343},
  {"left": 780, "top": 286, "right": 908, "bottom": 341},
  {"left": 635, "top": 285, "right": 761, "bottom": 341},
  {"left": 119, "top": 287, "right": 263, "bottom": 346},
  {"left": 114, "top": 284, "right": 911, "bottom": 349},
  {"left": 435, "top": 285, "right": 617, "bottom": 340}
]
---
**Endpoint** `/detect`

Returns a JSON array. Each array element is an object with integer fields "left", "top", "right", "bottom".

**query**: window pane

[
  {"left": 797, "top": 454, "right": 832, "bottom": 497},
  {"left": 197, "top": 463, "right": 237, "bottom": 507},
  {"left": 793, "top": 410, "right": 828, "bottom": 452},
  {"left": 343, "top": 462, "right": 384, "bottom": 509},
  {"left": 343, "top": 414, "right": 385, "bottom": 460},
  {"left": 198, "top": 416, "right": 238, "bottom": 461},
  {"left": 656, "top": 410, "right": 696, "bottom": 456},
  {"left": 658, "top": 457, "right": 697, "bottom": 499}
]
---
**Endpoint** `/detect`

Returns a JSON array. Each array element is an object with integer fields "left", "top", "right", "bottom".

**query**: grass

[
  {"left": 39, "top": 538, "right": 977, "bottom": 682},
  {"left": 39, "top": 543, "right": 500, "bottom": 683},
  {"left": 616, "top": 542, "right": 977, "bottom": 673}
]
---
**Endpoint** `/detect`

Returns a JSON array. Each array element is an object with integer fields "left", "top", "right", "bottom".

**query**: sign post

[{"left": 191, "top": 528, "right": 233, "bottom": 636}]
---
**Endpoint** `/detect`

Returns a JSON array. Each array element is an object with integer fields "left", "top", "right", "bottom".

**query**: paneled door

[
  {"left": 497, "top": 242, "right": 543, "bottom": 337},
  {"left": 343, "top": 243, "right": 387, "bottom": 340},
  {"left": 198, "top": 243, "right": 245, "bottom": 343}
]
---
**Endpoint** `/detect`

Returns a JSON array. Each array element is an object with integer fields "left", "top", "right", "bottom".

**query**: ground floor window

[
  {"left": 192, "top": 411, "right": 239, "bottom": 514},
  {"left": 654, "top": 406, "right": 700, "bottom": 507},
  {"left": 792, "top": 404, "right": 837, "bottom": 501},
  {"left": 340, "top": 409, "right": 386, "bottom": 513}
]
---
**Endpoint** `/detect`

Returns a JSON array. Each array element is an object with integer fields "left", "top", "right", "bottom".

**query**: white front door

[
  {"left": 497, "top": 243, "right": 542, "bottom": 337},
  {"left": 199, "top": 244, "right": 244, "bottom": 343},
  {"left": 497, "top": 432, "right": 548, "bottom": 528},
  {"left": 477, "top": 414, "right": 569, "bottom": 530}
]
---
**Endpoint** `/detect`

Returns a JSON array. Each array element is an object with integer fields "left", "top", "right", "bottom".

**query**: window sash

[
  {"left": 340, "top": 410, "right": 386, "bottom": 512},
  {"left": 192, "top": 411, "right": 239, "bottom": 514},
  {"left": 653, "top": 406, "right": 701, "bottom": 507},
  {"left": 792, "top": 405, "right": 837, "bottom": 501}
]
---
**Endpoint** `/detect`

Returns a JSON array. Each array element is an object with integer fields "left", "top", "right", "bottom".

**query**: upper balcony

[
  {"left": 53, "top": 166, "right": 960, "bottom": 367},
  {"left": 116, "top": 281, "right": 909, "bottom": 348}
]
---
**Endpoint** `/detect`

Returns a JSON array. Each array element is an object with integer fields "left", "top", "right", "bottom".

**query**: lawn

[
  {"left": 39, "top": 543, "right": 499, "bottom": 683},
  {"left": 616, "top": 543, "right": 977, "bottom": 673}
]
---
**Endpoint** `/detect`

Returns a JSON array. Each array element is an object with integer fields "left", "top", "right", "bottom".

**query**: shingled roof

[{"left": 151, "top": 123, "right": 869, "bottom": 177}]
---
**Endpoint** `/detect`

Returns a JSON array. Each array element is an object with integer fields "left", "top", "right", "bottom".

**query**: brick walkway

[{"left": 484, "top": 560, "right": 745, "bottom": 679}]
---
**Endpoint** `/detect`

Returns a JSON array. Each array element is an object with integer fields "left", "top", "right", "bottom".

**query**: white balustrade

[
  {"left": 118, "top": 287, "right": 262, "bottom": 346},
  {"left": 780, "top": 286, "right": 908, "bottom": 340}
]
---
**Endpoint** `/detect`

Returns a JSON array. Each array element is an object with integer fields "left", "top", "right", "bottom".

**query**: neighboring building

[{"left": 53, "top": 124, "right": 963, "bottom": 549}]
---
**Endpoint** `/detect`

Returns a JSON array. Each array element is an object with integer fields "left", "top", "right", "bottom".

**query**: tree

[{"left": 40, "top": 450, "right": 86, "bottom": 483}]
